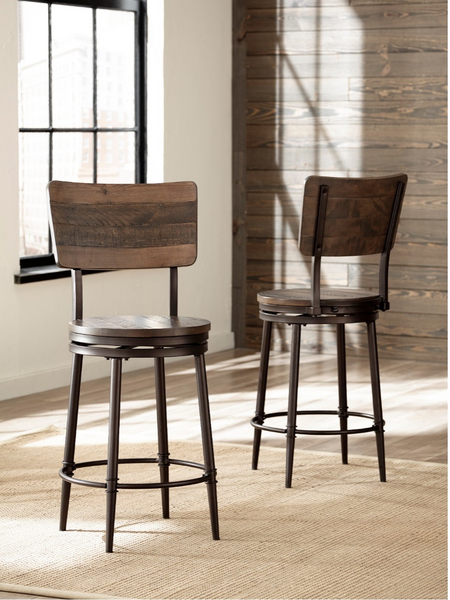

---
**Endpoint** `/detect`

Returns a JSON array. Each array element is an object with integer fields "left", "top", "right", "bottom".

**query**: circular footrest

[
  {"left": 251, "top": 409, "right": 381, "bottom": 436},
  {"left": 60, "top": 457, "right": 211, "bottom": 489}
]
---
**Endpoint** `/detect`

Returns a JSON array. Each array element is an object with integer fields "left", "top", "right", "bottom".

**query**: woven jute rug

[{"left": 0, "top": 429, "right": 446, "bottom": 600}]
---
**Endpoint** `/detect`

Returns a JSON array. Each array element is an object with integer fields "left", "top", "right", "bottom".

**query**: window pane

[
  {"left": 98, "top": 132, "right": 135, "bottom": 183},
  {"left": 52, "top": 5, "right": 93, "bottom": 128},
  {"left": 53, "top": 133, "right": 93, "bottom": 183},
  {"left": 19, "top": 133, "right": 49, "bottom": 256},
  {"left": 18, "top": 2, "right": 49, "bottom": 128},
  {"left": 97, "top": 9, "right": 135, "bottom": 128}
]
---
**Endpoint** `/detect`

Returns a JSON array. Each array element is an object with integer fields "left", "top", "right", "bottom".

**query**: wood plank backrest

[
  {"left": 47, "top": 181, "right": 198, "bottom": 270},
  {"left": 299, "top": 174, "right": 408, "bottom": 257}
]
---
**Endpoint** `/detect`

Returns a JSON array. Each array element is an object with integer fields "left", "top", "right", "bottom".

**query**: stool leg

[
  {"left": 286, "top": 324, "right": 301, "bottom": 489},
  {"left": 252, "top": 320, "right": 273, "bottom": 470},
  {"left": 337, "top": 323, "right": 348, "bottom": 465},
  {"left": 155, "top": 357, "right": 170, "bottom": 519},
  {"left": 367, "top": 321, "right": 386, "bottom": 482},
  {"left": 105, "top": 358, "right": 122, "bottom": 553},
  {"left": 195, "top": 353, "right": 220, "bottom": 540},
  {"left": 60, "top": 353, "right": 83, "bottom": 531}
]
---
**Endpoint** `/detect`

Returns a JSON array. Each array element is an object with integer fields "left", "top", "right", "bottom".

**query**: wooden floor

[
  {"left": 0, "top": 348, "right": 446, "bottom": 598},
  {"left": 0, "top": 348, "right": 447, "bottom": 462}
]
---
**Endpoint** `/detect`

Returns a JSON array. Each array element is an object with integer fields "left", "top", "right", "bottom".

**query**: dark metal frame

[
  {"left": 16, "top": 0, "right": 147, "bottom": 281},
  {"left": 60, "top": 266, "right": 219, "bottom": 552}
]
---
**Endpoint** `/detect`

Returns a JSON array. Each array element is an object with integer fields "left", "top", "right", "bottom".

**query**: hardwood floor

[
  {"left": 0, "top": 348, "right": 446, "bottom": 461},
  {"left": 0, "top": 348, "right": 446, "bottom": 598}
]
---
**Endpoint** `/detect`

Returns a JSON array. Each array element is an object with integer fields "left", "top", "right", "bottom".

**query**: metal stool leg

[
  {"left": 195, "top": 353, "right": 219, "bottom": 540},
  {"left": 367, "top": 320, "right": 386, "bottom": 482},
  {"left": 155, "top": 357, "right": 170, "bottom": 519},
  {"left": 337, "top": 323, "right": 348, "bottom": 465},
  {"left": 60, "top": 353, "right": 83, "bottom": 531},
  {"left": 105, "top": 358, "right": 122, "bottom": 553},
  {"left": 252, "top": 320, "right": 273, "bottom": 470},
  {"left": 286, "top": 324, "right": 301, "bottom": 488}
]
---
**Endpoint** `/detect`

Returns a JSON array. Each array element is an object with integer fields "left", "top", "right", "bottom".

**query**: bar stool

[
  {"left": 48, "top": 180, "right": 219, "bottom": 552},
  {"left": 251, "top": 174, "right": 407, "bottom": 487}
]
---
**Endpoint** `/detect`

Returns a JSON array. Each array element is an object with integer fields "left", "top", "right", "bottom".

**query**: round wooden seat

[
  {"left": 69, "top": 315, "right": 211, "bottom": 338},
  {"left": 257, "top": 288, "right": 380, "bottom": 308},
  {"left": 69, "top": 315, "right": 212, "bottom": 358}
]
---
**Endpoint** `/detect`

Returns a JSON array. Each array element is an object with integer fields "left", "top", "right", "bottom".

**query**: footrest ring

[
  {"left": 60, "top": 457, "right": 210, "bottom": 490},
  {"left": 251, "top": 409, "right": 379, "bottom": 436}
]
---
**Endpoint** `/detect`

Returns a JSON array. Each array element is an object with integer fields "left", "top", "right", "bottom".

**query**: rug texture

[{"left": 0, "top": 429, "right": 446, "bottom": 600}]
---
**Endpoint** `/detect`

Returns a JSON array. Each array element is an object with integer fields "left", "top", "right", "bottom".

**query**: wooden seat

[
  {"left": 69, "top": 315, "right": 211, "bottom": 351},
  {"left": 258, "top": 288, "right": 381, "bottom": 311},
  {"left": 251, "top": 174, "right": 408, "bottom": 487},
  {"left": 48, "top": 180, "right": 219, "bottom": 552}
]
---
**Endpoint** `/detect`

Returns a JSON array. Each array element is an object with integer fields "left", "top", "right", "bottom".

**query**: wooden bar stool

[
  {"left": 251, "top": 174, "right": 407, "bottom": 487},
  {"left": 48, "top": 180, "right": 219, "bottom": 552}
]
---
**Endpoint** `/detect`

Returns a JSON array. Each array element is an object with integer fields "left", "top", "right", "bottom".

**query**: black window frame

[{"left": 15, "top": 0, "right": 147, "bottom": 283}]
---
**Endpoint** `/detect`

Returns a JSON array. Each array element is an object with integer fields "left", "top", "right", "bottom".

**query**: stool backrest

[
  {"left": 47, "top": 180, "right": 198, "bottom": 319},
  {"left": 48, "top": 181, "right": 197, "bottom": 270},
  {"left": 299, "top": 174, "right": 408, "bottom": 313},
  {"left": 300, "top": 174, "right": 407, "bottom": 257}
]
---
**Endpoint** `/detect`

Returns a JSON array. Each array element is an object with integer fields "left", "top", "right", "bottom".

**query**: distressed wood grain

[
  {"left": 248, "top": 0, "right": 357, "bottom": 8},
  {"left": 349, "top": 77, "right": 447, "bottom": 102},
  {"left": 247, "top": 124, "right": 447, "bottom": 149},
  {"left": 233, "top": 0, "right": 248, "bottom": 346},
  {"left": 247, "top": 215, "right": 446, "bottom": 246},
  {"left": 247, "top": 192, "right": 303, "bottom": 216},
  {"left": 360, "top": 313, "right": 447, "bottom": 339},
  {"left": 247, "top": 147, "right": 447, "bottom": 172},
  {"left": 244, "top": 325, "right": 448, "bottom": 361},
  {"left": 385, "top": 289, "right": 448, "bottom": 314},
  {"left": 247, "top": 101, "right": 447, "bottom": 126},
  {"left": 247, "top": 170, "right": 447, "bottom": 197},
  {"left": 247, "top": 78, "right": 349, "bottom": 102},
  {"left": 396, "top": 219, "right": 447, "bottom": 244},
  {"left": 247, "top": 238, "right": 447, "bottom": 267},
  {"left": 247, "top": 29, "right": 447, "bottom": 55},
  {"left": 246, "top": 191, "right": 447, "bottom": 221},
  {"left": 247, "top": 52, "right": 447, "bottom": 79},
  {"left": 245, "top": 302, "right": 447, "bottom": 339},
  {"left": 241, "top": 0, "right": 447, "bottom": 362},
  {"left": 352, "top": 0, "right": 447, "bottom": 7},
  {"left": 48, "top": 181, "right": 198, "bottom": 270},
  {"left": 399, "top": 196, "right": 447, "bottom": 220},
  {"left": 348, "top": 263, "right": 447, "bottom": 291},
  {"left": 247, "top": 5, "right": 447, "bottom": 33},
  {"left": 247, "top": 258, "right": 349, "bottom": 286},
  {"left": 248, "top": 0, "right": 446, "bottom": 7},
  {"left": 246, "top": 282, "right": 447, "bottom": 314}
]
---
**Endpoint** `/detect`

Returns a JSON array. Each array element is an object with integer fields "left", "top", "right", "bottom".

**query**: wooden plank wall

[{"left": 240, "top": 0, "right": 447, "bottom": 362}]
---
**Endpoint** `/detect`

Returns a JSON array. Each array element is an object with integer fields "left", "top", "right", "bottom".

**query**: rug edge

[{"left": 0, "top": 582, "right": 130, "bottom": 600}]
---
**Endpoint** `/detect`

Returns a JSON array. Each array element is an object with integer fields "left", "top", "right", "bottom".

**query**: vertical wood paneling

[
  {"left": 239, "top": 0, "right": 447, "bottom": 362},
  {"left": 233, "top": 0, "right": 248, "bottom": 347}
]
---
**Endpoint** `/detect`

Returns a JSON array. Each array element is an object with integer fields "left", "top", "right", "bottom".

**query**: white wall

[
  {"left": 0, "top": 0, "right": 233, "bottom": 401},
  {"left": 163, "top": 0, "right": 233, "bottom": 327}
]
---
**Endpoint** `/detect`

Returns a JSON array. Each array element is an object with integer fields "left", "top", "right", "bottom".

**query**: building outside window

[{"left": 17, "top": 0, "right": 147, "bottom": 278}]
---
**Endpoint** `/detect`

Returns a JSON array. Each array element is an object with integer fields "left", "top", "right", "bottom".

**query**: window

[{"left": 16, "top": 0, "right": 147, "bottom": 282}]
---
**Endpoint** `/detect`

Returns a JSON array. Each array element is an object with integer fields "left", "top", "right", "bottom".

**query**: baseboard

[{"left": 0, "top": 331, "right": 235, "bottom": 402}]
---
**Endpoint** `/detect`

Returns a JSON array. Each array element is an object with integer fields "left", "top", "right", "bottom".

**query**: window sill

[{"left": 14, "top": 265, "right": 104, "bottom": 284}]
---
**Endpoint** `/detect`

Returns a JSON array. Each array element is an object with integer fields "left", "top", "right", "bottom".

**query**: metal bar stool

[
  {"left": 251, "top": 174, "right": 408, "bottom": 487},
  {"left": 48, "top": 180, "right": 219, "bottom": 552}
]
